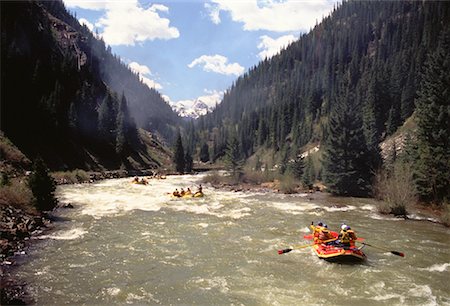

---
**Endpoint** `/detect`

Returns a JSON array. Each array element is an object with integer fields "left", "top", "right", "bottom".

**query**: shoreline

[
  {"left": 205, "top": 178, "right": 449, "bottom": 227},
  {"left": 0, "top": 204, "right": 52, "bottom": 304}
]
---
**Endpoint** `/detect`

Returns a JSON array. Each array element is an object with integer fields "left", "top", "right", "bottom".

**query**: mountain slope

[
  {"left": 197, "top": 1, "right": 449, "bottom": 161},
  {"left": 0, "top": 0, "right": 176, "bottom": 170}
]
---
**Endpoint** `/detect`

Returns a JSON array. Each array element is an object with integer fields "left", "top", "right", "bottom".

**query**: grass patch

[{"left": 0, "top": 179, "right": 34, "bottom": 211}]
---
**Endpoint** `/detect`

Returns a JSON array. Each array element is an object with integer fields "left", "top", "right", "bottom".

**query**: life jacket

[
  {"left": 340, "top": 230, "right": 350, "bottom": 243},
  {"left": 310, "top": 225, "right": 322, "bottom": 243},
  {"left": 340, "top": 229, "right": 356, "bottom": 245},
  {"left": 347, "top": 230, "right": 357, "bottom": 241}
]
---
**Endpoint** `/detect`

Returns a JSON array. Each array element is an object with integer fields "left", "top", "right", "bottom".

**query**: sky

[{"left": 64, "top": 0, "right": 339, "bottom": 111}]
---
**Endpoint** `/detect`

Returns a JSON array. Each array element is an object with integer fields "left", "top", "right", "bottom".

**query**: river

[{"left": 14, "top": 174, "right": 450, "bottom": 305}]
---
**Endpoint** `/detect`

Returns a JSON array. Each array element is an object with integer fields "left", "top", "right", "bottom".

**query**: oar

[
  {"left": 361, "top": 242, "right": 405, "bottom": 257},
  {"left": 278, "top": 243, "right": 315, "bottom": 254},
  {"left": 278, "top": 238, "right": 337, "bottom": 255}
]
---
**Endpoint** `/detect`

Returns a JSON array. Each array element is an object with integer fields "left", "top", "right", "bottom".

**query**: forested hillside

[
  {"left": 192, "top": 1, "right": 449, "bottom": 201},
  {"left": 1, "top": 0, "right": 180, "bottom": 170}
]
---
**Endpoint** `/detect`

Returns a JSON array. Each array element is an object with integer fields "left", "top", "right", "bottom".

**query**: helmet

[
  {"left": 323, "top": 223, "right": 328, "bottom": 228},
  {"left": 341, "top": 224, "right": 347, "bottom": 230},
  {"left": 317, "top": 222, "right": 323, "bottom": 226}
]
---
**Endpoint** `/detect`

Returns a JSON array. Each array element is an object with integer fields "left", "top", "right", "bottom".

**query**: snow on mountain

[{"left": 167, "top": 90, "right": 222, "bottom": 119}]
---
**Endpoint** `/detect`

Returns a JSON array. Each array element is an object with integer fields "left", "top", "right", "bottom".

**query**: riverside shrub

[{"left": 28, "top": 158, "right": 57, "bottom": 211}]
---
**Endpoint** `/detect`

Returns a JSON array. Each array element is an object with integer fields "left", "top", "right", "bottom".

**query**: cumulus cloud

[
  {"left": 129, "top": 61, "right": 151, "bottom": 76},
  {"left": 204, "top": 3, "right": 221, "bottom": 25},
  {"left": 198, "top": 89, "right": 224, "bottom": 108},
  {"left": 78, "top": 18, "right": 94, "bottom": 31},
  {"left": 64, "top": 0, "right": 179, "bottom": 46},
  {"left": 188, "top": 55, "right": 244, "bottom": 76},
  {"left": 64, "top": 0, "right": 109, "bottom": 10},
  {"left": 207, "top": 0, "right": 336, "bottom": 32},
  {"left": 128, "top": 61, "right": 162, "bottom": 90},
  {"left": 141, "top": 76, "right": 162, "bottom": 90},
  {"left": 257, "top": 34, "right": 296, "bottom": 59}
]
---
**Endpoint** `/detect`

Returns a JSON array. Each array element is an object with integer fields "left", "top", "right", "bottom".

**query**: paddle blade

[
  {"left": 278, "top": 248, "right": 293, "bottom": 255},
  {"left": 391, "top": 251, "right": 405, "bottom": 257}
]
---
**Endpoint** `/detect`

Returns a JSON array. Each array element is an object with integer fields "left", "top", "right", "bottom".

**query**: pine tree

[
  {"left": 323, "top": 92, "right": 372, "bottom": 197},
  {"left": 225, "top": 134, "right": 241, "bottom": 175},
  {"left": 290, "top": 156, "right": 304, "bottom": 180},
  {"left": 28, "top": 157, "right": 57, "bottom": 211},
  {"left": 98, "top": 93, "right": 117, "bottom": 144},
  {"left": 173, "top": 132, "right": 185, "bottom": 174},
  {"left": 414, "top": 30, "right": 450, "bottom": 203},
  {"left": 302, "top": 154, "right": 315, "bottom": 189},
  {"left": 199, "top": 143, "right": 210, "bottom": 163},
  {"left": 116, "top": 93, "right": 138, "bottom": 155},
  {"left": 184, "top": 151, "right": 193, "bottom": 173}
]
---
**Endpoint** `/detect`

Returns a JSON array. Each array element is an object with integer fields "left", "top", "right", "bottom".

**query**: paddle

[
  {"left": 278, "top": 238, "right": 337, "bottom": 255},
  {"left": 361, "top": 242, "right": 405, "bottom": 257},
  {"left": 278, "top": 243, "right": 315, "bottom": 254}
]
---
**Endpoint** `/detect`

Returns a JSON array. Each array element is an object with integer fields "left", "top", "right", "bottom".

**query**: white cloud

[
  {"left": 78, "top": 18, "right": 94, "bottom": 31},
  {"left": 129, "top": 61, "right": 151, "bottom": 76},
  {"left": 257, "top": 34, "right": 296, "bottom": 59},
  {"left": 141, "top": 75, "right": 162, "bottom": 90},
  {"left": 188, "top": 55, "right": 244, "bottom": 76},
  {"left": 204, "top": 3, "right": 221, "bottom": 25},
  {"left": 128, "top": 61, "right": 162, "bottom": 90},
  {"left": 198, "top": 89, "right": 224, "bottom": 108},
  {"left": 64, "top": 0, "right": 180, "bottom": 46},
  {"left": 64, "top": 0, "right": 109, "bottom": 10},
  {"left": 207, "top": 0, "right": 336, "bottom": 32}
]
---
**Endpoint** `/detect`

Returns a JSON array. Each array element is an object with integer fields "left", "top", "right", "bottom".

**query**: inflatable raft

[
  {"left": 312, "top": 243, "right": 366, "bottom": 263},
  {"left": 305, "top": 231, "right": 366, "bottom": 263}
]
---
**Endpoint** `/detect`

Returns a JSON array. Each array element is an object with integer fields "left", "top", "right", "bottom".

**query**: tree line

[{"left": 187, "top": 1, "right": 449, "bottom": 204}]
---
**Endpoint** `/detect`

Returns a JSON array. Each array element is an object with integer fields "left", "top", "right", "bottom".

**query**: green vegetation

[
  {"left": 322, "top": 91, "right": 372, "bottom": 197},
  {"left": 414, "top": 30, "right": 450, "bottom": 204},
  {"left": 1, "top": 1, "right": 178, "bottom": 171},
  {"left": 186, "top": 1, "right": 449, "bottom": 206},
  {"left": 28, "top": 158, "right": 57, "bottom": 211},
  {"left": 52, "top": 169, "right": 90, "bottom": 184},
  {"left": 173, "top": 133, "right": 185, "bottom": 174}
]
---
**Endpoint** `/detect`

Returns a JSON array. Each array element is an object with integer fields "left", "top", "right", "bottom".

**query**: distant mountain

[
  {"left": 170, "top": 99, "right": 215, "bottom": 119},
  {"left": 0, "top": 0, "right": 176, "bottom": 171}
]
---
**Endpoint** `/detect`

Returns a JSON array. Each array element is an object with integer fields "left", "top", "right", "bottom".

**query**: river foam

[
  {"left": 39, "top": 228, "right": 87, "bottom": 240},
  {"left": 419, "top": 263, "right": 450, "bottom": 272}
]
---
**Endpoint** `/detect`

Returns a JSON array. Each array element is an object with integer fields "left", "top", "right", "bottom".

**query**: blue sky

[{"left": 64, "top": 0, "right": 338, "bottom": 110}]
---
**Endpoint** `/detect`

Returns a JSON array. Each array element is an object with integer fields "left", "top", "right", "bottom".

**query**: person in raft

[
  {"left": 310, "top": 221, "right": 334, "bottom": 244},
  {"left": 172, "top": 189, "right": 181, "bottom": 197},
  {"left": 338, "top": 224, "right": 357, "bottom": 249},
  {"left": 186, "top": 188, "right": 192, "bottom": 195}
]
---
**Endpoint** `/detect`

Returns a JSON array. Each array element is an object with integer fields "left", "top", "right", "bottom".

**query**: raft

[
  {"left": 131, "top": 181, "right": 148, "bottom": 185},
  {"left": 170, "top": 192, "right": 204, "bottom": 199},
  {"left": 305, "top": 231, "right": 366, "bottom": 263},
  {"left": 312, "top": 243, "right": 366, "bottom": 263},
  {"left": 193, "top": 192, "right": 204, "bottom": 198}
]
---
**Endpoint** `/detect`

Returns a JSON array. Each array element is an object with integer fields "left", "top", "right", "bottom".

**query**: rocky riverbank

[{"left": 0, "top": 204, "right": 50, "bottom": 304}]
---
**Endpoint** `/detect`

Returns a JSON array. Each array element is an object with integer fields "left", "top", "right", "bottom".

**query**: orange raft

[
  {"left": 312, "top": 243, "right": 366, "bottom": 263},
  {"left": 305, "top": 231, "right": 366, "bottom": 263}
]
